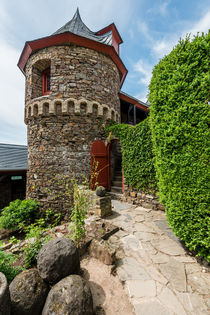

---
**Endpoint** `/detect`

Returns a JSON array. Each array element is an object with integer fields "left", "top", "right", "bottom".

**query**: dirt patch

[{"left": 81, "top": 255, "right": 134, "bottom": 315}]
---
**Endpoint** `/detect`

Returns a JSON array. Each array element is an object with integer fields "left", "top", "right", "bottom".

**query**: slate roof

[
  {"left": 53, "top": 8, "right": 112, "bottom": 45},
  {"left": 0, "top": 144, "right": 27, "bottom": 171}
]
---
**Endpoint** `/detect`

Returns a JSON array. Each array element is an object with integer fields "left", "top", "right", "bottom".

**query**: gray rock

[
  {"left": 9, "top": 269, "right": 48, "bottom": 315},
  {"left": 42, "top": 275, "right": 93, "bottom": 315},
  {"left": 0, "top": 272, "right": 11, "bottom": 315},
  {"left": 37, "top": 238, "right": 80, "bottom": 285},
  {"left": 96, "top": 186, "right": 106, "bottom": 197}
]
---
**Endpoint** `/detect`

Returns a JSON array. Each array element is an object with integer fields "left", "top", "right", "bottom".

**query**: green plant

[
  {"left": 107, "top": 119, "right": 158, "bottom": 193},
  {"left": 149, "top": 32, "right": 210, "bottom": 261},
  {"left": 0, "top": 199, "right": 39, "bottom": 231},
  {"left": 24, "top": 225, "right": 50, "bottom": 268},
  {"left": 9, "top": 236, "right": 19, "bottom": 245},
  {"left": 0, "top": 249, "right": 23, "bottom": 281},
  {"left": 69, "top": 180, "right": 91, "bottom": 246},
  {"left": 44, "top": 208, "right": 62, "bottom": 227}
]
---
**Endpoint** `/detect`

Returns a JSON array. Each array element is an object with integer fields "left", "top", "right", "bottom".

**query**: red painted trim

[
  {"left": 96, "top": 23, "right": 123, "bottom": 44},
  {"left": 119, "top": 92, "right": 150, "bottom": 113},
  {"left": 18, "top": 32, "right": 127, "bottom": 87},
  {"left": 96, "top": 23, "right": 123, "bottom": 55}
]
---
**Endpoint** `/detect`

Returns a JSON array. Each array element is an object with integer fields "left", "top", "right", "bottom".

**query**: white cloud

[
  {"left": 0, "top": 38, "right": 26, "bottom": 144},
  {"left": 151, "top": 10, "right": 210, "bottom": 58},
  {"left": 134, "top": 59, "right": 153, "bottom": 86},
  {"left": 184, "top": 10, "right": 210, "bottom": 36}
]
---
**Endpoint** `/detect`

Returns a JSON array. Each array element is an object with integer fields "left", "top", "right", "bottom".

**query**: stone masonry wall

[
  {"left": 121, "top": 185, "right": 165, "bottom": 211},
  {"left": 25, "top": 44, "right": 121, "bottom": 213},
  {"left": 25, "top": 45, "right": 121, "bottom": 111}
]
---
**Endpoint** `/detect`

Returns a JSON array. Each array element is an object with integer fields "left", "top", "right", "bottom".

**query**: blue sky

[{"left": 0, "top": 0, "right": 209, "bottom": 145}]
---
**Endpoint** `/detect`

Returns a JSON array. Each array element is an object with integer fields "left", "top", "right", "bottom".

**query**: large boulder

[
  {"left": 37, "top": 238, "right": 80, "bottom": 285},
  {"left": 42, "top": 275, "right": 93, "bottom": 315},
  {"left": 9, "top": 269, "right": 48, "bottom": 315},
  {"left": 0, "top": 272, "right": 11, "bottom": 315}
]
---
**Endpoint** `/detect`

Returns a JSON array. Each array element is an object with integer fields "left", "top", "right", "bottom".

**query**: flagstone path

[{"left": 105, "top": 200, "right": 210, "bottom": 315}]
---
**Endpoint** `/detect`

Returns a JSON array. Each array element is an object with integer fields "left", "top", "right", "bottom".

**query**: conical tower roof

[{"left": 53, "top": 8, "right": 112, "bottom": 45}]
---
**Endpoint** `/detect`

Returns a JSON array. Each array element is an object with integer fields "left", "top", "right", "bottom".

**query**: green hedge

[
  {"left": 149, "top": 33, "right": 210, "bottom": 261},
  {"left": 108, "top": 118, "right": 157, "bottom": 193}
]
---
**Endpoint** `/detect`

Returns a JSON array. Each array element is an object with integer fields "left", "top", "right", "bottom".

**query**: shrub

[
  {"left": 107, "top": 119, "right": 157, "bottom": 193},
  {"left": 0, "top": 249, "right": 23, "bottom": 281},
  {"left": 149, "top": 33, "right": 210, "bottom": 261},
  {"left": 0, "top": 199, "right": 39, "bottom": 231}
]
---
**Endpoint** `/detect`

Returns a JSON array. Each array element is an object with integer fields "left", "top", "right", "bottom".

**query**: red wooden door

[{"left": 91, "top": 140, "right": 110, "bottom": 190}]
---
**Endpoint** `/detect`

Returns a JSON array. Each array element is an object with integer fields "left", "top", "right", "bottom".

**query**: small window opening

[{"left": 42, "top": 68, "right": 50, "bottom": 95}]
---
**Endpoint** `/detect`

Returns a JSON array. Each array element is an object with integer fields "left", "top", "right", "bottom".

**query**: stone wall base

[{"left": 121, "top": 185, "right": 165, "bottom": 211}]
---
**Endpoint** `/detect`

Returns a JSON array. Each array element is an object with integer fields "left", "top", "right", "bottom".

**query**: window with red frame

[{"left": 42, "top": 68, "right": 50, "bottom": 95}]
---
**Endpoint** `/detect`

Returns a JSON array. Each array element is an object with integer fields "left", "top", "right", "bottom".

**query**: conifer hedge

[
  {"left": 149, "top": 33, "right": 210, "bottom": 261},
  {"left": 108, "top": 118, "right": 157, "bottom": 193}
]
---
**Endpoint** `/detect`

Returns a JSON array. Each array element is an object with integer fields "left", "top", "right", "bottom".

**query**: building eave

[{"left": 119, "top": 91, "right": 150, "bottom": 113}]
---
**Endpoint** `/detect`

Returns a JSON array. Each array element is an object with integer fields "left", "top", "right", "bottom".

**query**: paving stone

[
  {"left": 134, "top": 223, "right": 156, "bottom": 233},
  {"left": 121, "top": 235, "right": 143, "bottom": 251},
  {"left": 145, "top": 222, "right": 165, "bottom": 235},
  {"left": 158, "top": 257, "right": 186, "bottom": 292},
  {"left": 141, "top": 241, "right": 157, "bottom": 255},
  {"left": 174, "top": 255, "right": 196, "bottom": 263},
  {"left": 135, "top": 206, "right": 149, "bottom": 212},
  {"left": 185, "top": 263, "right": 202, "bottom": 274},
  {"left": 134, "top": 298, "right": 171, "bottom": 315},
  {"left": 126, "top": 280, "right": 156, "bottom": 298},
  {"left": 117, "top": 257, "right": 150, "bottom": 282},
  {"left": 145, "top": 265, "right": 168, "bottom": 285},
  {"left": 154, "top": 220, "right": 180, "bottom": 243},
  {"left": 135, "top": 231, "right": 159, "bottom": 241},
  {"left": 114, "top": 230, "right": 128, "bottom": 238},
  {"left": 176, "top": 292, "right": 208, "bottom": 315},
  {"left": 151, "top": 238, "right": 185, "bottom": 256},
  {"left": 133, "top": 214, "right": 145, "bottom": 222},
  {"left": 158, "top": 287, "right": 187, "bottom": 315},
  {"left": 111, "top": 200, "right": 131, "bottom": 211},
  {"left": 188, "top": 273, "right": 210, "bottom": 294},
  {"left": 136, "top": 248, "right": 153, "bottom": 265},
  {"left": 123, "top": 213, "right": 133, "bottom": 220},
  {"left": 150, "top": 252, "right": 170, "bottom": 264}
]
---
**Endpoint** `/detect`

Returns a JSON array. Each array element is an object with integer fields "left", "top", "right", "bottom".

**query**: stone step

[
  {"left": 114, "top": 176, "right": 122, "bottom": 181},
  {"left": 112, "top": 180, "right": 122, "bottom": 187},
  {"left": 111, "top": 186, "right": 122, "bottom": 193}
]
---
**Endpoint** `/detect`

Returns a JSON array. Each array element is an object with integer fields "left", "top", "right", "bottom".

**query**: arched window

[{"left": 42, "top": 68, "right": 50, "bottom": 95}]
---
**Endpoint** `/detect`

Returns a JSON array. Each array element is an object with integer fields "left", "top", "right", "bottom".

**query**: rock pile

[{"left": 3, "top": 238, "right": 94, "bottom": 315}]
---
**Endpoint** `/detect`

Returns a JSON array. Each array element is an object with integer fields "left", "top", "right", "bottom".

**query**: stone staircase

[{"left": 111, "top": 141, "right": 122, "bottom": 194}]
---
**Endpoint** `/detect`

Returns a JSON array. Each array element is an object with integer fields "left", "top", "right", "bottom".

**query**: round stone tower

[{"left": 18, "top": 9, "right": 127, "bottom": 212}]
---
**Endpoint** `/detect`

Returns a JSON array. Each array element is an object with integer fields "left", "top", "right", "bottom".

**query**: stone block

[
  {"left": 89, "top": 239, "right": 115, "bottom": 265},
  {"left": 94, "top": 196, "right": 112, "bottom": 218}
]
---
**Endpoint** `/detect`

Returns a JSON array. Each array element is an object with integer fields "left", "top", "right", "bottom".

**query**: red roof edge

[
  {"left": 96, "top": 23, "right": 122, "bottom": 54},
  {"left": 119, "top": 92, "right": 150, "bottom": 113},
  {"left": 17, "top": 32, "right": 127, "bottom": 87},
  {"left": 96, "top": 23, "right": 123, "bottom": 44}
]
